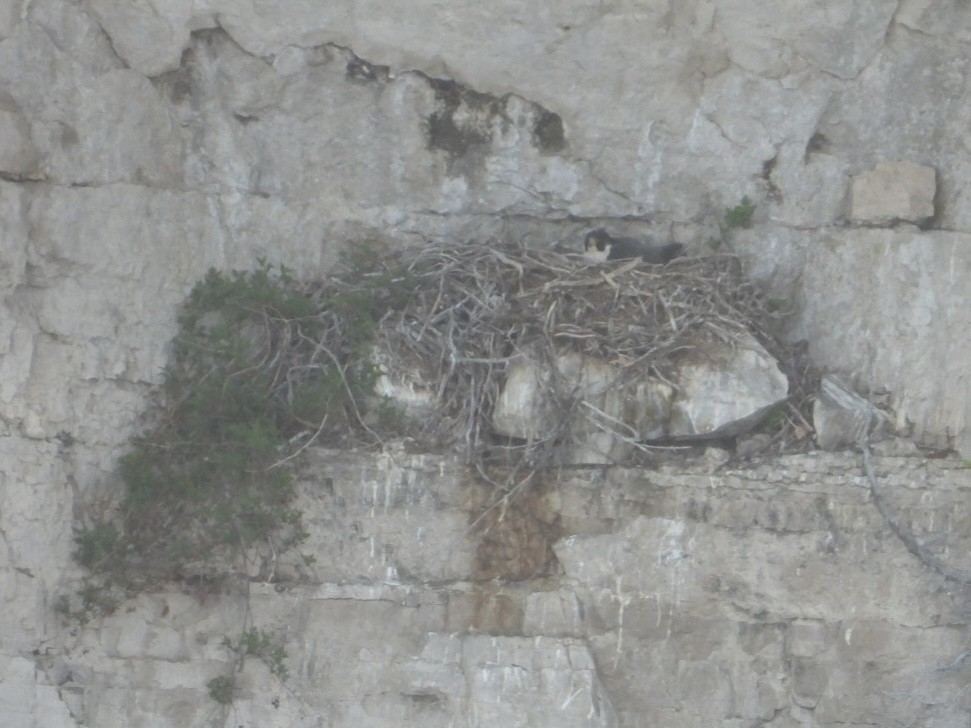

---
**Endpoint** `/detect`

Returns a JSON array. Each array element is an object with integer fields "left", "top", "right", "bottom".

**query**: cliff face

[
  {"left": 13, "top": 448, "right": 971, "bottom": 727},
  {"left": 2, "top": 2, "right": 971, "bottom": 726}
]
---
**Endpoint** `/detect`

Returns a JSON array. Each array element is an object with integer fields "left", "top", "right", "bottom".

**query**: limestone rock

[
  {"left": 799, "top": 228, "right": 971, "bottom": 454},
  {"left": 371, "top": 347, "right": 437, "bottom": 421},
  {"left": 289, "top": 448, "right": 478, "bottom": 583},
  {"left": 0, "top": 2, "right": 17, "bottom": 40},
  {"left": 0, "top": 93, "right": 40, "bottom": 179},
  {"left": 84, "top": 0, "right": 196, "bottom": 76},
  {"left": 668, "top": 331, "right": 789, "bottom": 439},
  {"left": 768, "top": 145, "right": 850, "bottom": 228},
  {"left": 490, "top": 332, "right": 788, "bottom": 464},
  {"left": 48, "top": 69, "right": 183, "bottom": 186},
  {"left": 408, "top": 634, "right": 618, "bottom": 727},
  {"left": 25, "top": 449, "right": 971, "bottom": 727},
  {"left": 0, "top": 436, "right": 76, "bottom": 650},
  {"left": 849, "top": 161, "right": 936, "bottom": 226},
  {"left": 5, "top": 1, "right": 971, "bottom": 726},
  {"left": 813, "top": 26, "right": 971, "bottom": 231},
  {"left": 523, "top": 590, "right": 584, "bottom": 637},
  {"left": 813, "top": 374, "right": 892, "bottom": 450},
  {"left": 0, "top": 656, "right": 78, "bottom": 728},
  {"left": 491, "top": 351, "right": 673, "bottom": 464},
  {"left": 787, "top": 620, "right": 833, "bottom": 658},
  {"left": 0, "top": 180, "right": 28, "bottom": 295}
]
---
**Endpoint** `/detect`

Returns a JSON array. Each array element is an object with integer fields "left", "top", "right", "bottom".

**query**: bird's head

[{"left": 583, "top": 229, "right": 612, "bottom": 262}]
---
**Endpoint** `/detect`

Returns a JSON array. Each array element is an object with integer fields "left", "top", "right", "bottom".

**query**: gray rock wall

[
  {"left": 3, "top": 1, "right": 971, "bottom": 726},
  {"left": 23, "top": 448, "right": 971, "bottom": 728}
]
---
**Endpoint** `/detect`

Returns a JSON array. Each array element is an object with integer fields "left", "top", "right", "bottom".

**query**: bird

[{"left": 582, "top": 229, "right": 684, "bottom": 264}]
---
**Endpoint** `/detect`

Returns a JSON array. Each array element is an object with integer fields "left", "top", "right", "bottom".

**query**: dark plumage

[{"left": 583, "top": 229, "right": 684, "bottom": 264}]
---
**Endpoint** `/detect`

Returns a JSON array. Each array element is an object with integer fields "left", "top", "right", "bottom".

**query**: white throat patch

[{"left": 582, "top": 237, "right": 611, "bottom": 263}]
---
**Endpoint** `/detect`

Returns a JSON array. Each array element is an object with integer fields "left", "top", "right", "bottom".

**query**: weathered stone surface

[
  {"left": 0, "top": 656, "right": 77, "bottom": 728},
  {"left": 522, "top": 589, "right": 585, "bottom": 638},
  {"left": 813, "top": 374, "right": 892, "bottom": 450},
  {"left": 0, "top": 436, "right": 73, "bottom": 652},
  {"left": 786, "top": 619, "right": 833, "bottom": 658},
  {"left": 668, "top": 330, "right": 788, "bottom": 438},
  {"left": 0, "top": 94, "right": 40, "bottom": 178},
  {"left": 799, "top": 228, "right": 971, "bottom": 454},
  {"left": 491, "top": 352, "right": 674, "bottom": 464},
  {"left": 766, "top": 144, "right": 850, "bottom": 228},
  {"left": 84, "top": 0, "right": 195, "bottom": 77},
  {"left": 25, "top": 449, "right": 971, "bottom": 727},
  {"left": 0, "top": 2, "right": 17, "bottom": 40},
  {"left": 491, "top": 333, "right": 786, "bottom": 464},
  {"left": 409, "top": 634, "right": 618, "bottom": 727},
  {"left": 4, "top": 1, "right": 971, "bottom": 726},
  {"left": 550, "top": 453, "right": 971, "bottom": 727},
  {"left": 814, "top": 26, "right": 971, "bottom": 232},
  {"left": 47, "top": 68, "right": 182, "bottom": 186},
  {"left": 287, "top": 448, "right": 478, "bottom": 583},
  {"left": 849, "top": 160, "right": 936, "bottom": 226}
]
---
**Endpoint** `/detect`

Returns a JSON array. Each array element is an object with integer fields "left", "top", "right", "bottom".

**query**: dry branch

[{"left": 323, "top": 241, "right": 801, "bottom": 484}]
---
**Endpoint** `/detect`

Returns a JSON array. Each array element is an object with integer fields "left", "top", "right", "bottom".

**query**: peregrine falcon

[{"left": 583, "top": 229, "right": 684, "bottom": 264}]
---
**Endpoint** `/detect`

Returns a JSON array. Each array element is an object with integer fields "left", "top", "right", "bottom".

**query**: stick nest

[{"left": 298, "top": 241, "right": 812, "bottom": 484}]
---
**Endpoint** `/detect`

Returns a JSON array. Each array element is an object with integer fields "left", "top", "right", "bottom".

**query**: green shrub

[
  {"left": 238, "top": 629, "right": 289, "bottom": 680},
  {"left": 66, "top": 257, "right": 410, "bottom": 607},
  {"left": 724, "top": 196, "right": 756, "bottom": 229},
  {"left": 72, "top": 523, "right": 119, "bottom": 570},
  {"left": 53, "top": 580, "right": 120, "bottom": 625}
]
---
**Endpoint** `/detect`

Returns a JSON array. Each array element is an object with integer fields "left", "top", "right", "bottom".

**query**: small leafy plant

[
  {"left": 724, "top": 196, "right": 756, "bottom": 229},
  {"left": 229, "top": 629, "right": 289, "bottom": 680},
  {"left": 53, "top": 582, "right": 120, "bottom": 626},
  {"left": 206, "top": 628, "right": 290, "bottom": 705}
]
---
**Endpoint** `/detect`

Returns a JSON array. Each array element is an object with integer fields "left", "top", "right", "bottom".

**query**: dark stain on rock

[
  {"left": 469, "top": 591, "right": 523, "bottom": 634},
  {"left": 762, "top": 153, "right": 782, "bottom": 202},
  {"left": 686, "top": 497, "right": 712, "bottom": 523},
  {"left": 423, "top": 76, "right": 567, "bottom": 165},
  {"left": 60, "top": 123, "right": 79, "bottom": 147},
  {"left": 533, "top": 110, "right": 566, "bottom": 154},
  {"left": 151, "top": 47, "right": 195, "bottom": 105},
  {"left": 761, "top": 154, "right": 777, "bottom": 180},
  {"left": 473, "top": 482, "right": 561, "bottom": 582},
  {"left": 404, "top": 692, "right": 443, "bottom": 705},
  {"left": 805, "top": 131, "right": 829, "bottom": 156},
  {"left": 425, "top": 77, "right": 501, "bottom": 157},
  {"left": 345, "top": 55, "right": 390, "bottom": 84}
]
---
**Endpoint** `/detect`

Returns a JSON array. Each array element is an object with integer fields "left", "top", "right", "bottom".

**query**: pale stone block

[
  {"left": 522, "top": 590, "right": 583, "bottom": 637},
  {"left": 790, "top": 657, "right": 828, "bottom": 708},
  {"left": 0, "top": 106, "right": 40, "bottom": 178},
  {"left": 787, "top": 619, "right": 832, "bottom": 657},
  {"left": 85, "top": 0, "right": 194, "bottom": 76},
  {"left": 800, "top": 229, "right": 971, "bottom": 456},
  {"left": 813, "top": 375, "right": 892, "bottom": 450},
  {"left": 0, "top": 657, "right": 77, "bottom": 728},
  {"left": 849, "top": 161, "right": 936, "bottom": 225},
  {"left": 491, "top": 333, "right": 787, "bottom": 466},
  {"left": 430, "top": 636, "right": 618, "bottom": 727}
]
